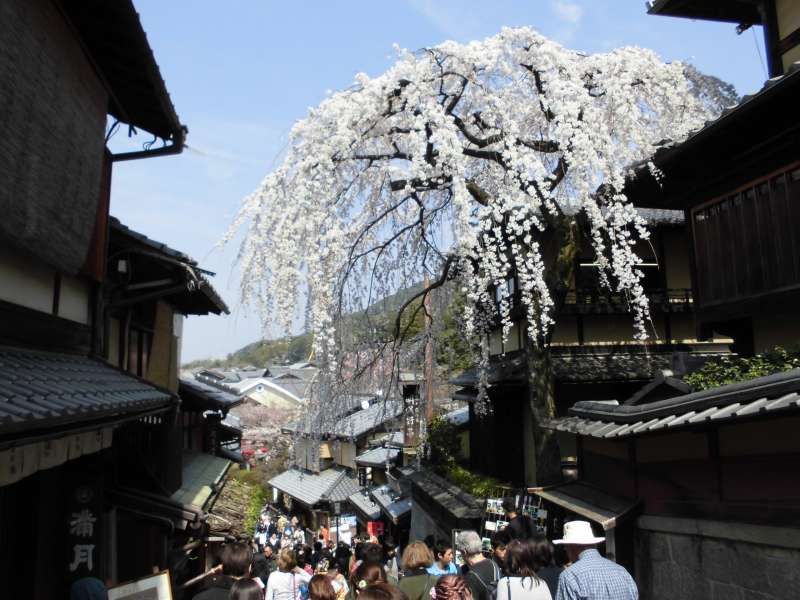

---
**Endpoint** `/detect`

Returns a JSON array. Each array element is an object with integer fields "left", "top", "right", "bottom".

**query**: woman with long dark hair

[
  {"left": 495, "top": 540, "right": 551, "bottom": 600},
  {"left": 230, "top": 578, "right": 265, "bottom": 600},
  {"left": 530, "top": 535, "right": 562, "bottom": 599}
]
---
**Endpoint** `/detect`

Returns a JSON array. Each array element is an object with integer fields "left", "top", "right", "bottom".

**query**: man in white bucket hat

[{"left": 553, "top": 521, "right": 638, "bottom": 600}]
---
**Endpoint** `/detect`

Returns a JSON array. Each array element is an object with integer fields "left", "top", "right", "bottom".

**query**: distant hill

[{"left": 182, "top": 284, "right": 425, "bottom": 370}]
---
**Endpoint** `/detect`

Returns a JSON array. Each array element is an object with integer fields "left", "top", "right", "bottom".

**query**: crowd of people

[{"left": 194, "top": 499, "right": 638, "bottom": 600}]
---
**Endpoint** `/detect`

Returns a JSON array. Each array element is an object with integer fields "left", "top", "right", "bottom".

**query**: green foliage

[
  {"left": 425, "top": 416, "right": 503, "bottom": 498},
  {"left": 435, "top": 289, "right": 475, "bottom": 373},
  {"left": 232, "top": 467, "right": 269, "bottom": 534},
  {"left": 444, "top": 463, "right": 504, "bottom": 499},
  {"left": 427, "top": 416, "right": 462, "bottom": 463},
  {"left": 685, "top": 345, "right": 800, "bottom": 391}
]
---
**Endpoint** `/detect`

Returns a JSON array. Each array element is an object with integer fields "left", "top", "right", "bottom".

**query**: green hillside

[{"left": 183, "top": 284, "right": 431, "bottom": 370}]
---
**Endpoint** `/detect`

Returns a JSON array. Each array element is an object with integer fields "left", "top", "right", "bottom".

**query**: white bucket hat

[{"left": 552, "top": 520, "right": 605, "bottom": 545}]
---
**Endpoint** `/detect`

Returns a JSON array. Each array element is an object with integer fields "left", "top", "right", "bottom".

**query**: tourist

[
  {"left": 530, "top": 536, "right": 562, "bottom": 598},
  {"left": 362, "top": 543, "right": 397, "bottom": 585},
  {"left": 309, "top": 574, "right": 337, "bottom": 600},
  {"left": 496, "top": 539, "right": 551, "bottom": 600},
  {"left": 491, "top": 530, "right": 512, "bottom": 575},
  {"left": 253, "top": 544, "right": 277, "bottom": 586},
  {"left": 230, "top": 578, "right": 264, "bottom": 600},
  {"left": 553, "top": 521, "right": 637, "bottom": 600},
  {"left": 456, "top": 531, "right": 500, "bottom": 600},
  {"left": 433, "top": 575, "right": 472, "bottom": 600},
  {"left": 383, "top": 537, "right": 400, "bottom": 582},
  {"left": 502, "top": 499, "right": 535, "bottom": 541},
  {"left": 398, "top": 541, "right": 438, "bottom": 600},
  {"left": 195, "top": 542, "right": 255, "bottom": 600},
  {"left": 427, "top": 540, "right": 458, "bottom": 576},
  {"left": 357, "top": 582, "right": 409, "bottom": 600},
  {"left": 349, "top": 561, "right": 388, "bottom": 599},
  {"left": 298, "top": 545, "right": 315, "bottom": 575},
  {"left": 265, "top": 548, "right": 313, "bottom": 600}
]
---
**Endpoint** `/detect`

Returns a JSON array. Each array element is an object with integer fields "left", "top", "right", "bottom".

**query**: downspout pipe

[{"left": 111, "top": 126, "right": 187, "bottom": 162}]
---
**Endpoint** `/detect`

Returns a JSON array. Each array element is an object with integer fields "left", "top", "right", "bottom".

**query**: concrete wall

[
  {"left": 635, "top": 516, "right": 800, "bottom": 600},
  {"left": 410, "top": 500, "right": 451, "bottom": 545}
]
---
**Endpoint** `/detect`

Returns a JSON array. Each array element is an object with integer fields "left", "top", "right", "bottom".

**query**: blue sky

[{"left": 109, "top": 0, "right": 768, "bottom": 363}]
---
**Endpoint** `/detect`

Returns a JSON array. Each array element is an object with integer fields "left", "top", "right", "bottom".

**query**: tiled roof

[
  {"left": 287, "top": 399, "right": 403, "bottom": 440},
  {"left": 546, "top": 368, "right": 800, "bottom": 439},
  {"left": 371, "top": 484, "right": 412, "bottom": 521},
  {"left": 409, "top": 470, "right": 483, "bottom": 521},
  {"left": 0, "top": 347, "right": 175, "bottom": 436},
  {"left": 627, "top": 61, "right": 800, "bottom": 183},
  {"left": 179, "top": 378, "right": 242, "bottom": 411},
  {"left": 348, "top": 489, "right": 381, "bottom": 520},
  {"left": 269, "top": 467, "right": 354, "bottom": 507},
  {"left": 355, "top": 446, "right": 400, "bottom": 467},
  {"left": 328, "top": 472, "right": 360, "bottom": 502}
]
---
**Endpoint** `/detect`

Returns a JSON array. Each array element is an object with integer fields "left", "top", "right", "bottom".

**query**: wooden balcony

[{"left": 558, "top": 288, "right": 693, "bottom": 315}]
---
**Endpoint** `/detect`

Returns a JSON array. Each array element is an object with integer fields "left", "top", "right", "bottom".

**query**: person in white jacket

[{"left": 266, "top": 548, "right": 313, "bottom": 600}]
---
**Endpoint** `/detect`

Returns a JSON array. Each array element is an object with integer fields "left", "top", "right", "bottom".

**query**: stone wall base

[{"left": 635, "top": 517, "right": 800, "bottom": 600}]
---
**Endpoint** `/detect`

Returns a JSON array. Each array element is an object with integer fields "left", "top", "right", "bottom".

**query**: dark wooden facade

[{"left": 691, "top": 162, "right": 800, "bottom": 310}]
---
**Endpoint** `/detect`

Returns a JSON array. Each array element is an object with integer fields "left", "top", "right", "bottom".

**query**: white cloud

[{"left": 552, "top": 1, "right": 583, "bottom": 24}]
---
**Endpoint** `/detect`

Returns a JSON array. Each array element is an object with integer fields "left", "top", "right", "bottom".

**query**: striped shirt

[{"left": 555, "top": 549, "right": 638, "bottom": 600}]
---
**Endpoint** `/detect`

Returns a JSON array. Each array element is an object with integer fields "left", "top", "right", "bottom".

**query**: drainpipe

[{"left": 111, "top": 126, "right": 186, "bottom": 162}]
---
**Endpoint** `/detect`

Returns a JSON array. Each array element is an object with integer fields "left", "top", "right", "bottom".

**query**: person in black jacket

[
  {"left": 501, "top": 499, "right": 534, "bottom": 541},
  {"left": 194, "top": 542, "right": 253, "bottom": 600}
]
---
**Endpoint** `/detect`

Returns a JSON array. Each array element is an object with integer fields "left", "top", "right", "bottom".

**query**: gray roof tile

[
  {"left": 268, "top": 467, "right": 354, "bottom": 507},
  {"left": 0, "top": 347, "right": 173, "bottom": 436}
]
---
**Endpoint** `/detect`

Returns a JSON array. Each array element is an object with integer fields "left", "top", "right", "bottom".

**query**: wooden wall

[
  {"left": 691, "top": 162, "right": 800, "bottom": 309},
  {"left": 579, "top": 414, "right": 800, "bottom": 526}
]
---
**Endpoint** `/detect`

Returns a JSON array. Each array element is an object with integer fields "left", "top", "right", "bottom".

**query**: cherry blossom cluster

[{"left": 228, "top": 27, "right": 715, "bottom": 377}]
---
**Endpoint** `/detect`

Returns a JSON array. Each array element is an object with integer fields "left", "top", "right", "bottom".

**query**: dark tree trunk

[{"left": 524, "top": 336, "right": 563, "bottom": 485}]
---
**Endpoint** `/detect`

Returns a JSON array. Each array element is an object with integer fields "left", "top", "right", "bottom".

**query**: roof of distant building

[
  {"left": 371, "top": 484, "right": 412, "bottom": 522},
  {"left": 355, "top": 446, "right": 401, "bottom": 468},
  {"left": 285, "top": 395, "right": 401, "bottom": 440},
  {"left": 348, "top": 489, "right": 381, "bottom": 521},
  {"left": 179, "top": 377, "right": 242, "bottom": 412},
  {"left": 269, "top": 467, "right": 356, "bottom": 507}
]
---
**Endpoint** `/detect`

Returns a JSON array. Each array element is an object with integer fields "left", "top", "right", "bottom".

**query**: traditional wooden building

[
  {"left": 527, "top": 4, "right": 800, "bottom": 599},
  {"left": 542, "top": 369, "right": 800, "bottom": 599},
  {"left": 0, "top": 1, "right": 228, "bottom": 597},
  {"left": 270, "top": 396, "right": 403, "bottom": 536},
  {"left": 451, "top": 209, "right": 730, "bottom": 486},
  {"left": 627, "top": 2, "right": 800, "bottom": 356}
]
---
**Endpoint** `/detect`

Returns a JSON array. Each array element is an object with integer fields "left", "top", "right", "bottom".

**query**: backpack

[{"left": 469, "top": 561, "right": 500, "bottom": 600}]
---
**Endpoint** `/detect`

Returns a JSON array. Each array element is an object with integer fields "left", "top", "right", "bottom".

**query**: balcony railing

[{"left": 559, "top": 288, "right": 693, "bottom": 315}]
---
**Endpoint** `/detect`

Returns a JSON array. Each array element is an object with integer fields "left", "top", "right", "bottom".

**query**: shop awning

[
  {"left": 171, "top": 451, "right": 231, "bottom": 510},
  {"left": 531, "top": 481, "right": 639, "bottom": 531}
]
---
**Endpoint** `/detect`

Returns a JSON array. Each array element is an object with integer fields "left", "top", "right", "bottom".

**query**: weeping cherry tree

[{"left": 228, "top": 27, "right": 730, "bottom": 482}]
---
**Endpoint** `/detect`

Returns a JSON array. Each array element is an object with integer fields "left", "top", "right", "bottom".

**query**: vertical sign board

[
  {"left": 66, "top": 474, "right": 104, "bottom": 585},
  {"left": 402, "top": 388, "right": 421, "bottom": 449}
]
